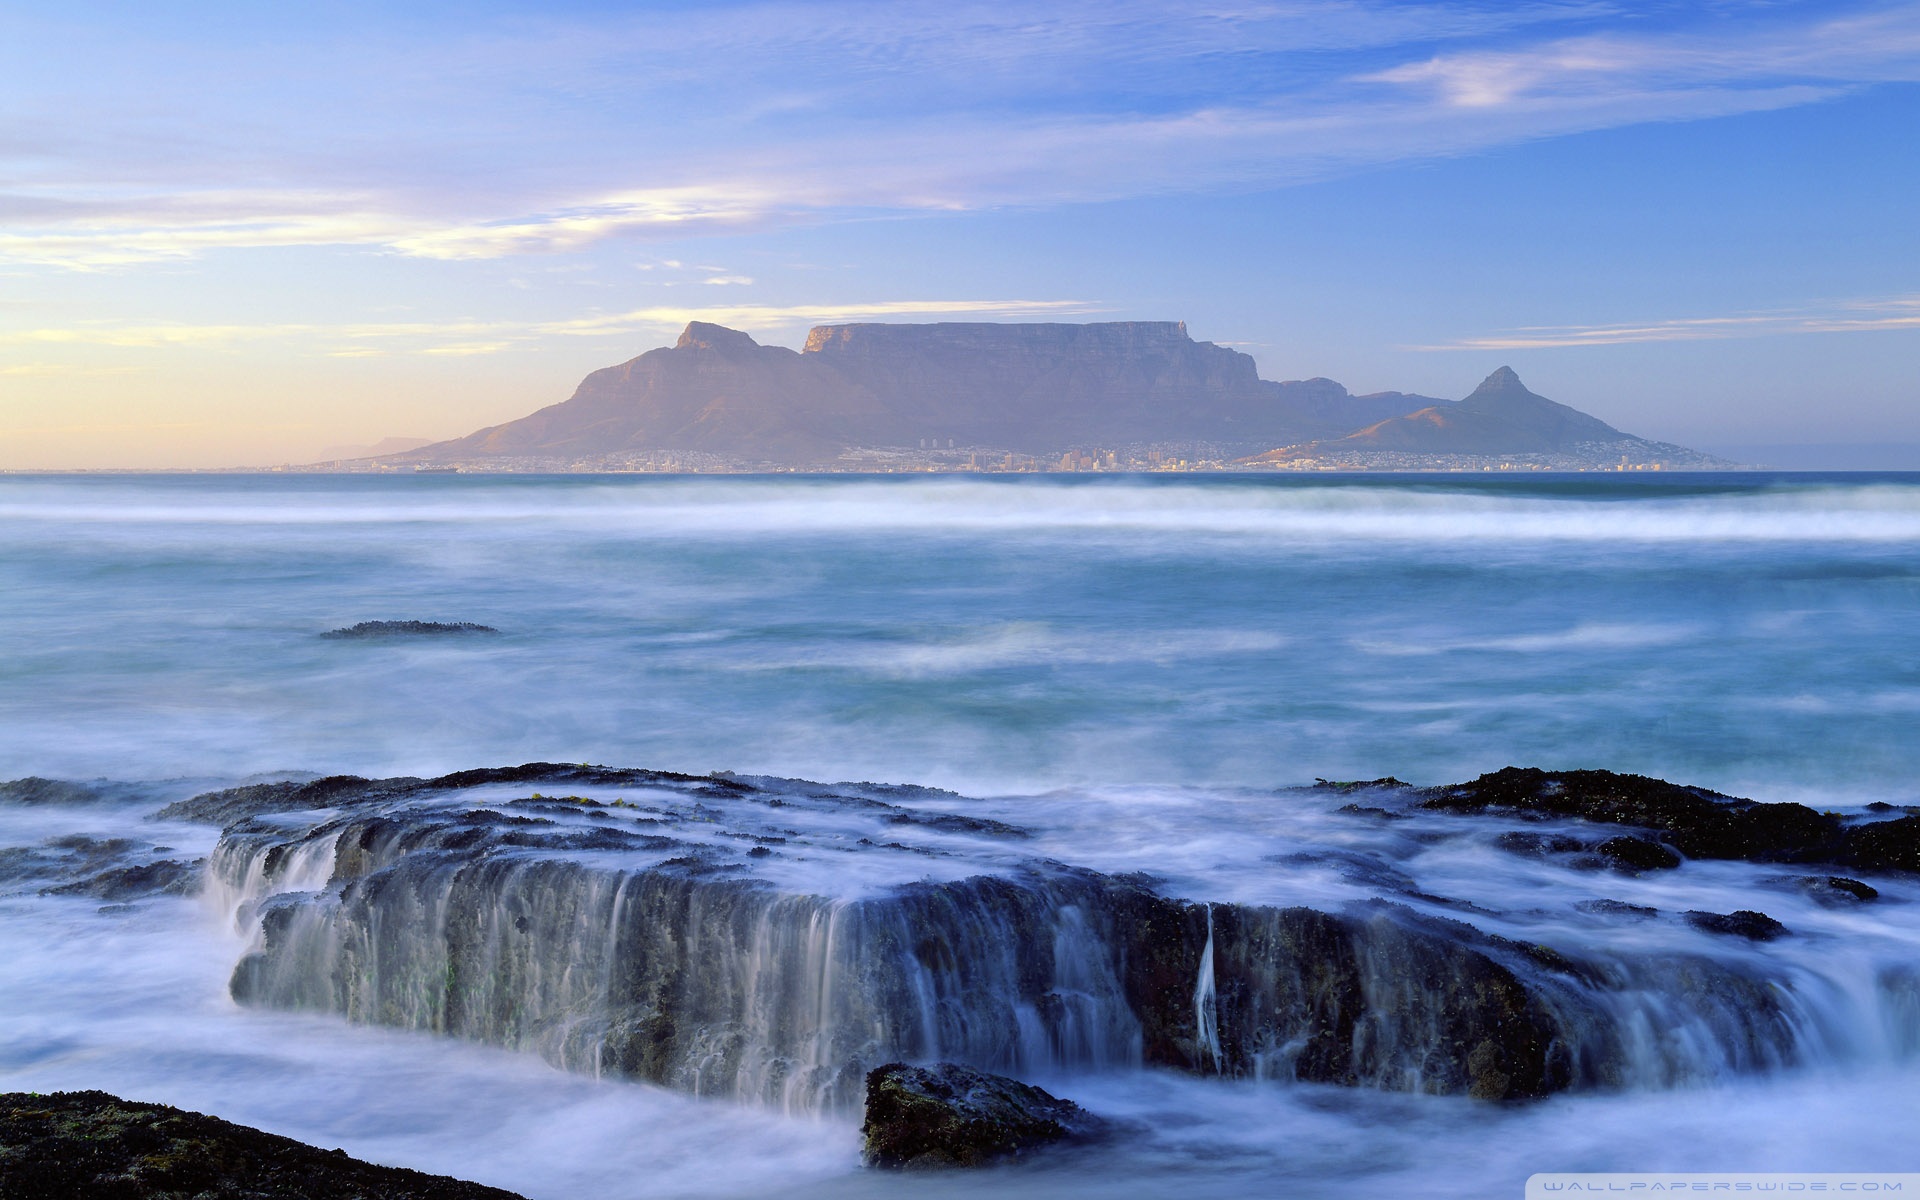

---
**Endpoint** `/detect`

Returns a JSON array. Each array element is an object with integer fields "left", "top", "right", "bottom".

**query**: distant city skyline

[{"left": 1, "top": 0, "right": 1916, "bottom": 468}]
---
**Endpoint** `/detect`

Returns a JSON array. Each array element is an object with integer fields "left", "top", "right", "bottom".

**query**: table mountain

[{"left": 398, "top": 321, "right": 1450, "bottom": 466}]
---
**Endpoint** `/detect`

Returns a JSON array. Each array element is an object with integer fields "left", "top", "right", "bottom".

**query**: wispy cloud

[
  {"left": 0, "top": 298, "right": 1103, "bottom": 357},
  {"left": 4, "top": 2, "right": 1915, "bottom": 269},
  {"left": 1424, "top": 295, "right": 1920, "bottom": 350}
]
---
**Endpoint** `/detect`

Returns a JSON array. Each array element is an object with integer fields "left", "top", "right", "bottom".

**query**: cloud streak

[
  {"left": 0, "top": 298, "right": 1104, "bottom": 356},
  {"left": 1424, "top": 295, "right": 1920, "bottom": 350}
]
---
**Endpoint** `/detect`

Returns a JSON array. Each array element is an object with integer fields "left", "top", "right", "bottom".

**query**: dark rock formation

[
  {"left": 0, "top": 1090, "right": 523, "bottom": 1199},
  {"left": 1761, "top": 875, "right": 1879, "bottom": 906},
  {"left": 1596, "top": 836, "right": 1682, "bottom": 873},
  {"left": 195, "top": 763, "right": 1838, "bottom": 1113},
  {"left": 860, "top": 1063, "right": 1100, "bottom": 1169},
  {"left": 0, "top": 777, "right": 104, "bottom": 806},
  {"left": 0, "top": 834, "right": 201, "bottom": 902},
  {"left": 397, "top": 321, "right": 1459, "bottom": 465},
  {"left": 1421, "top": 766, "right": 1920, "bottom": 875},
  {"left": 1685, "top": 910, "right": 1789, "bottom": 941},
  {"left": 320, "top": 621, "right": 498, "bottom": 639}
]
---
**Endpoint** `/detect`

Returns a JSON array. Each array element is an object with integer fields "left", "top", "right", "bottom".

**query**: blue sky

[{"left": 1, "top": 0, "right": 1916, "bottom": 466}]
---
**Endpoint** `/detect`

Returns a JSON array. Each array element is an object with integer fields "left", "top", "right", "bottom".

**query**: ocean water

[{"left": 3, "top": 470, "right": 1920, "bottom": 1197}]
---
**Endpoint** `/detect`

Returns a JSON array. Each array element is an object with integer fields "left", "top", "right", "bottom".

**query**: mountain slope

[{"left": 1247, "top": 367, "right": 1657, "bottom": 463}]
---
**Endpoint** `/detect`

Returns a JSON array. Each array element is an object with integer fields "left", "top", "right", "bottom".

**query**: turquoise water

[
  {"left": 3, "top": 471, "right": 1919, "bottom": 800},
  {"left": 4, "top": 471, "right": 1920, "bottom": 1198}
]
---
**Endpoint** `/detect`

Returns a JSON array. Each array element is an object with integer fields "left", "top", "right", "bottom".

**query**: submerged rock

[
  {"left": 861, "top": 1063, "right": 1100, "bottom": 1169},
  {"left": 0, "top": 1090, "right": 523, "bottom": 1199},
  {"left": 320, "top": 620, "right": 499, "bottom": 639}
]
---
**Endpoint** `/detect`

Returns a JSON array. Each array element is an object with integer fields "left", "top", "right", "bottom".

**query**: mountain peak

[
  {"left": 1471, "top": 366, "right": 1527, "bottom": 396},
  {"left": 675, "top": 322, "right": 761, "bottom": 354}
]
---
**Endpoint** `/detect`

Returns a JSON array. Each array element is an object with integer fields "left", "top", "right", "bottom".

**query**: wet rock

[
  {"left": 43, "top": 859, "right": 203, "bottom": 901},
  {"left": 320, "top": 620, "right": 499, "bottom": 639},
  {"left": 1835, "top": 816, "right": 1920, "bottom": 874},
  {"left": 0, "top": 834, "right": 202, "bottom": 901},
  {"left": 1315, "top": 777, "right": 1411, "bottom": 793},
  {"left": 861, "top": 1063, "right": 1100, "bottom": 1169},
  {"left": 1685, "top": 910, "right": 1789, "bottom": 941},
  {"left": 1576, "top": 899, "right": 1659, "bottom": 920},
  {"left": 1596, "top": 836, "right": 1681, "bottom": 873},
  {"left": 0, "top": 1090, "right": 523, "bottom": 1199},
  {"left": 885, "top": 811, "right": 1029, "bottom": 839},
  {"left": 1201, "top": 901, "right": 1586, "bottom": 1100},
  {"left": 1423, "top": 767, "right": 1920, "bottom": 875},
  {"left": 1495, "top": 831, "right": 1587, "bottom": 858},
  {"left": 1759, "top": 874, "right": 1879, "bottom": 907},
  {"left": 209, "top": 763, "right": 1823, "bottom": 1112},
  {"left": 0, "top": 777, "right": 105, "bottom": 806}
]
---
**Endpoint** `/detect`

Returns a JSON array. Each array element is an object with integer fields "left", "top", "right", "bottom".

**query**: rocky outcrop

[
  {"left": 184, "top": 763, "right": 1874, "bottom": 1115},
  {"left": 860, "top": 1063, "right": 1101, "bottom": 1168},
  {"left": 1423, "top": 766, "right": 1920, "bottom": 873},
  {"left": 0, "top": 833, "right": 201, "bottom": 902},
  {"left": 398, "top": 321, "right": 1458, "bottom": 465},
  {"left": 320, "top": 621, "right": 499, "bottom": 639},
  {"left": 0, "top": 1090, "right": 523, "bottom": 1199}
]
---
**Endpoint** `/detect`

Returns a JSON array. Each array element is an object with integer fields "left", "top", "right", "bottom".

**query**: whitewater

[{"left": 3, "top": 471, "right": 1919, "bottom": 1198}]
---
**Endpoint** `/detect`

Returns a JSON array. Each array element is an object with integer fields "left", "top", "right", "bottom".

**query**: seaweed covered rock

[
  {"left": 861, "top": 1063, "right": 1100, "bottom": 1169},
  {"left": 0, "top": 1090, "right": 523, "bottom": 1199}
]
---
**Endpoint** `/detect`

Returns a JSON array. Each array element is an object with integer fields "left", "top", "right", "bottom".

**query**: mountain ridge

[{"left": 397, "top": 321, "right": 1704, "bottom": 469}]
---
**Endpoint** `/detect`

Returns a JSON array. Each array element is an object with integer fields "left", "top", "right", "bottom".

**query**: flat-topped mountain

[
  {"left": 396, "top": 320, "right": 1706, "bottom": 469},
  {"left": 402, "top": 321, "right": 1449, "bottom": 466}
]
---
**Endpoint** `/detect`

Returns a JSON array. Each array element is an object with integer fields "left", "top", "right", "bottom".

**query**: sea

[{"left": 2, "top": 470, "right": 1918, "bottom": 1198}]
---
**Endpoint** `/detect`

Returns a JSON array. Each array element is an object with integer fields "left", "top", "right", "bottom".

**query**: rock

[
  {"left": 1495, "top": 831, "right": 1587, "bottom": 858},
  {"left": 1596, "top": 836, "right": 1682, "bottom": 873},
  {"left": 43, "top": 859, "right": 202, "bottom": 901},
  {"left": 1759, "top": 875, "right": 1879, "bottom": 907},
  {"left": 1576, "top": 899, "right": 1659, "bottom": 920},
  {"left": 321, "top": 621, "right": 498, "bottom": 639},
  {"left": 1422, "top": 767, "right": 1920, "bottom": 876},
  {"left": 1685, "top": 910, "right": 1789, "bottom": 941},
  {"left": 860, "top": 1063, "right": 1100, "bottom": 1169},
  {"left": 0, "top": 834, "right": 202, "bottom": 901},
  {"left": 0, "top": 1090, "right": 524, "bottom": 1199},
  {"left": 204, "top": 763, "right": 1820, "bottom": 1112},
  {"left": 0, "top": 777, "right": 104, "bottom": 806}
]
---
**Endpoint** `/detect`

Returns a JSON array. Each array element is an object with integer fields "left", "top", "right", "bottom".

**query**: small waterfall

[
  {"left": 214, "top": 802, "right": 1920, "bottom": 1112},
  {"left": 221, "top": 815, "right": 1148, "bottom": 1113},
  {"left": 1193, "top": 904, "right": 1222, "bottom": 1074}
]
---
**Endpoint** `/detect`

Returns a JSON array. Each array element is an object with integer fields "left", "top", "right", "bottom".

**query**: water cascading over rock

[{"left": 183, "top": 764, "right": 1920, "bottom": 1114}]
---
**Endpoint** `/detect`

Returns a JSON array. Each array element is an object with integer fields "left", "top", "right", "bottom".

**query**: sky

[{"left": 1, "top": 0, "right": 1917, "bottom": 468}]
